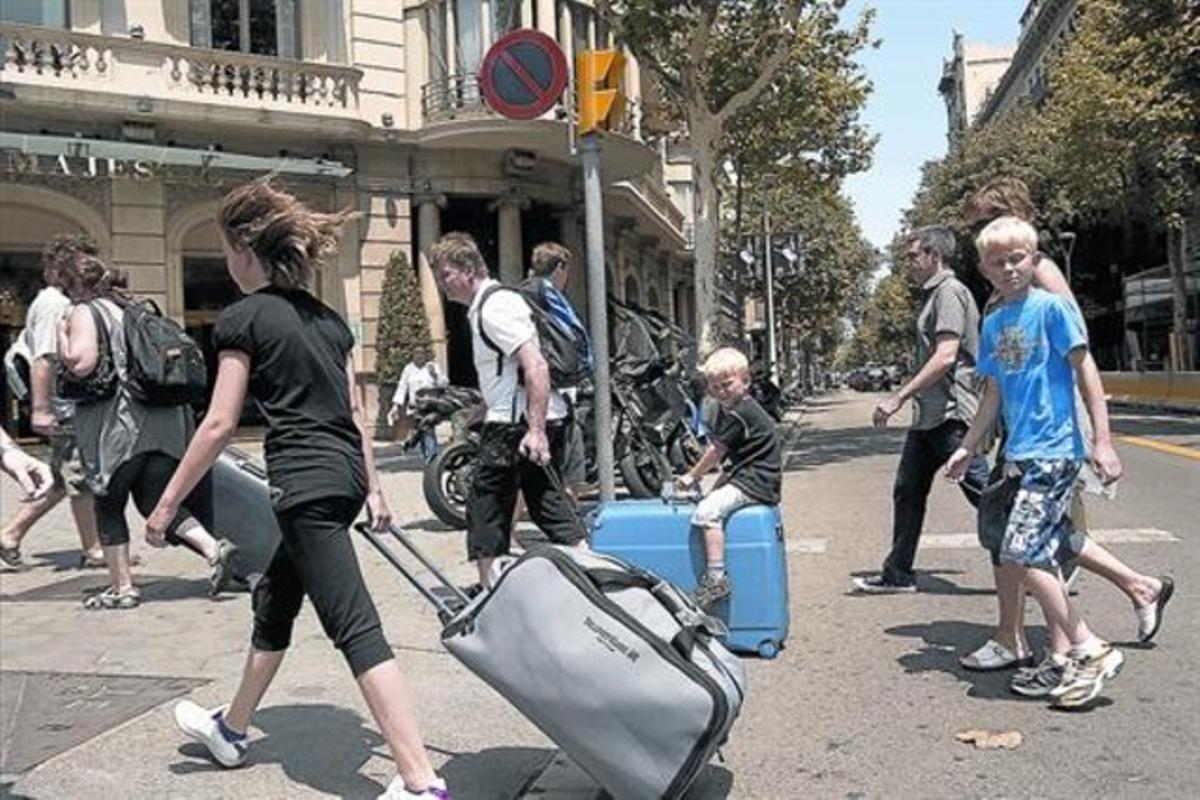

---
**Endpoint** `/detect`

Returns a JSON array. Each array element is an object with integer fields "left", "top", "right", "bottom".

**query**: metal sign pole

[{"left": 580, "top": 133, "right": 616, "bottom": 502}]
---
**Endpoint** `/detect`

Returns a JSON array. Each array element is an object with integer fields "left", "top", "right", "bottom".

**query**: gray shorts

[{"left": 691, "top": 483, "right": 753, "bottom": 528}]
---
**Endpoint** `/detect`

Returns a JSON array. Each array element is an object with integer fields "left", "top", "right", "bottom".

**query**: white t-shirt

[
  {"left": 391, "top": 361, "right": 447, "bottom": 412},
  {"left": 20, "top": 286, "right": 74, "bottom": 418},
  {"left": 470, "top": 279, "right": 567, "bottom": 424},
  {"left": 23, "top": 286, "right": 71, "bottom": 361}
]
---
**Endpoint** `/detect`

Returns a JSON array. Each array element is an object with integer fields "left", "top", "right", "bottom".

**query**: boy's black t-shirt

[
  {"left": 712, "top": 395, "right": 782, "bottom": 505},
  {"left": 213, "top": 286, "right": 366, "bottom": 511}
]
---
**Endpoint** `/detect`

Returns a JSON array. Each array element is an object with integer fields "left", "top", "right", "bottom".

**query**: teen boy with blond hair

[{"left": 946, "top": 216, "right": 1125, "bottom": 708}]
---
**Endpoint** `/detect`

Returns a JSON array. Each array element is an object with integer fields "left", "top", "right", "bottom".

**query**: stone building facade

[{"left": 0, "top": 0, "right": 696, "bottom": 432}]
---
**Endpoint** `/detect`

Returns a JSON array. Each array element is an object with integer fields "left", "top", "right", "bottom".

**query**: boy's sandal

[
  {"left": 959, "top": 639, "right": 1033, "bottom": 671},
  {"left": 82, "top": 586, "right": 141, "bottom": 610}
]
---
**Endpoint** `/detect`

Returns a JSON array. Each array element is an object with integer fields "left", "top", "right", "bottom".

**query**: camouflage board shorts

[{"left": 998, "top": 458, "right": 1082, "bottom": 573}]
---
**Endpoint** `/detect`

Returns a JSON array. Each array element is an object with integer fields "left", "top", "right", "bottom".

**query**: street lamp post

[
  {"left": 763, "top": 204, "right": 778, "bottom": 383},
  {"left": 1059, "top": 231, "right": 1077, "bottom": 285}
]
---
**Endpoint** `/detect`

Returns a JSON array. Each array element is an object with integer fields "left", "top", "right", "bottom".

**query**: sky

[{"left": 841, "top": 0, "right": 1027, "bottom": 252}]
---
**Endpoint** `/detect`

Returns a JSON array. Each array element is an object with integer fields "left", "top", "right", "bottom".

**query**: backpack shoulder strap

[{"left": 475, "top": 284, "right": 513, "bottom": 379}]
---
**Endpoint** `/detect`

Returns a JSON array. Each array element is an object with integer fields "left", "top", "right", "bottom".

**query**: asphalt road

[
  {"left": 741, "top": 391, "right": 1199, "bottom": 799},
  {"left": 1, "top": 392, "right": 1196, "bottom": 799}
]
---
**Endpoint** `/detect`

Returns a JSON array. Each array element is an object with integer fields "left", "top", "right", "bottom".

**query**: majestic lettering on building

[
  {"left": 2, "top": 149, "right": 156, "bottom": 180},
  {"left": 0, "top": 148, "right": 235, "bottom": 185}
]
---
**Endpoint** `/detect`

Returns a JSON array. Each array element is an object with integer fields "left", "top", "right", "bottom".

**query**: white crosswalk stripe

[
  {"left": 920, "top": 528, "right": 1178, "bottom": 550},
  {"left": 786, "top": 538, "right": 828, "bottom": 555}
]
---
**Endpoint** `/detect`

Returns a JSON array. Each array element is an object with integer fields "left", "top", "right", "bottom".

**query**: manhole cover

[{"left": 0, "top": 670, "right": 208, "bottom": 775}]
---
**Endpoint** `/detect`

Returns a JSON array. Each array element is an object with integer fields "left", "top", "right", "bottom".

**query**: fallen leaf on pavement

[{"left": 955, "top": 729, "right": 1023, "bottom": 750}]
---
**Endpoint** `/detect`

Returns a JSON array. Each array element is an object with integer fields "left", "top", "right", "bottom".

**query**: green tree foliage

[
  {"left": 839, "top": 269, "right": 916, "bottom": 369},
  {"left": 375, "top": 250, "right": 433, "bottom": 385},
  {"left": 597, "top": 0, "right": 876, "bottom": 354},
  {"left": 736, "top": 185, "right": 878, "bottom": 363},
  {"left": 903, "top": 0, "right": 1199, "bottom": 366}
]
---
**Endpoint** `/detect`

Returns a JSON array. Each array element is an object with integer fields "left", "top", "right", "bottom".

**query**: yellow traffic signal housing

[{"left": 577, "top": 49, "right": 625, "bottom": 134}]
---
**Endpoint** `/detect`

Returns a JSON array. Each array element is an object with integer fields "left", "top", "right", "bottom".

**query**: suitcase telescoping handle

[{"left": 354, "top": 522, "right": 468, "bottom": 623}]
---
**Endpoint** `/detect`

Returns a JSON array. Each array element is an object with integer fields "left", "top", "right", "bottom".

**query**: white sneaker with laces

[
  {"left": 377, "top": 775, "right": 451, "bottom": 799},
  {"left": 174, "top": 700, "right": 247, "bottom": 768}
]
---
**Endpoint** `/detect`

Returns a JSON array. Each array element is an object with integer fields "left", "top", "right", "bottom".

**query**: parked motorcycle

[{"left": 402, "top": 385, "right": 482, "bottom": 529}]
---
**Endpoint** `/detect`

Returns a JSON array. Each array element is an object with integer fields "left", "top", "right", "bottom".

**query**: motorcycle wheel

[
  {"left": 669, "top": 427, "right": 706, "bottom": 471},
  {"left": 619, "top": 437, "right": 674, "bottom": 498},
  {"left": 423, "top": 440, "right": 475, "bottom": 529}
]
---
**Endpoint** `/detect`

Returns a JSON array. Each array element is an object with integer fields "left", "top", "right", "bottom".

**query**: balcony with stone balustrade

[{"left": 0, "top": 22, "right": 365, "bottom": 135}]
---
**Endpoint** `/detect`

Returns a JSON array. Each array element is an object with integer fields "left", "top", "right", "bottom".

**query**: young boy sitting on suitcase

[{"left": 675, "top": 347, "right": 782, "bottom": 608}]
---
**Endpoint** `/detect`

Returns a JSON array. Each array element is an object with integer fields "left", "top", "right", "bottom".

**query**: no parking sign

[{"left": 479, "top": 29, "right": 569, "bottom": 120}]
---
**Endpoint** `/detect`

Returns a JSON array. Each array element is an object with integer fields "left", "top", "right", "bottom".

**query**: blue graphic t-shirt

[{"left": 978, "top": 288, "right": 1088, "bottom": 460}]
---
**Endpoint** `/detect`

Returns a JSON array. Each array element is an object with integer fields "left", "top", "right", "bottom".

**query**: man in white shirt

[
  {"left": 1, "top": 235, "right": 104, "bottom": 570},
  {"left": 429, "top": 232, "right": 583, "bottom": 587},
  {"left": 387, "top": 360, "right": 446, "bottom": 461}
]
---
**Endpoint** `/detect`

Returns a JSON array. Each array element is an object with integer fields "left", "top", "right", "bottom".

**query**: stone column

[
  {"left": 536, "top": 0, "right": 555, "bottom": 36},
  {"left": 556, "top": 205, "right": 588, "bottom": 321},
  {"left": 492, "top": 191, "right": 529, "bottom": 285},
  {"left": 111, "top": 179, "right": 169, "bottom": 317},
  {"left": 416, "top": 193, "right": 449, "bottom": 370},
  {"left": 559, "top": 0, "right": 574, "bottom": 62}
]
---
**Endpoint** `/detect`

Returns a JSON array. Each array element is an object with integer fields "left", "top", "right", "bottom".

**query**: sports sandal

[
  {"left": 82, "top": 586, "right": 141, "bottom": 610},
  {"left": 959, "top": 639, "right": 1034, "bottom": 671}
]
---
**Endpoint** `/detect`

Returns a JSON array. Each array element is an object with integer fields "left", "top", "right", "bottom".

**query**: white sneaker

[
  {"left": 377, "top": 775, "right": 451, "bottom": 799},
  {"left": 174, "top": 700, "right": 248, "bottom": 768}
]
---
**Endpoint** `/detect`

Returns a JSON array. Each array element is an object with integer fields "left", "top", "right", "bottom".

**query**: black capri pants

[
  {"left": 251, "top": 493, "right": 392, "bottom": 678},
  {"left": 94, "top": 451, "right": 213, "bottom": 549}
]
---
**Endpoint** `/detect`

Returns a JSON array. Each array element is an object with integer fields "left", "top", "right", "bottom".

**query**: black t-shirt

[
  {"left": 712, "top": 395, "right": 782, "bottom": 505},
  {"left": 213, "top": 286, "right": 366, "bottom": 511}
]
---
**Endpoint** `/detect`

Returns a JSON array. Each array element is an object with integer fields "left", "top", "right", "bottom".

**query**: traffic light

[{"left": 576, "top": 49, "right": 625, "bottom": 134}]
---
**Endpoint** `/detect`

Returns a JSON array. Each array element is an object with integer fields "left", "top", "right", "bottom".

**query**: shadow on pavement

[
  {"left": 783, "top": 425, "right": 905, "bottom": 472},
  {"left": 0, "top": 574, "right": 215, "bottom": 604},
  {"left": 682, "top": 765, "right": 734, "bottom": 798},
  {"left": 437, "top": 746, "right": 556, "bottom": 799},
  {"left": 885, "top": 620, "right": 1050, "bottom": 701},
  {"left": 800, "top": 396, "right": 851, "bottom": 410},
  {"left": 403, "top": 517, "right": 461, "bottom": 533},
  {"left": 170, "top": 703, "right": 388, "bottom": 798}
]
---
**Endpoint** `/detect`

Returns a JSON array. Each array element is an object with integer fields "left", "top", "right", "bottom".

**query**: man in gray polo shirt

[{"left": 853, "top": 226, "right": 989, "bottom": 593}]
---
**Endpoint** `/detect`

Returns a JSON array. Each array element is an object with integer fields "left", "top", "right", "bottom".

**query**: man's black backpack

[
  {"left": 476, "top": 281, "right": 590, "bottom": 389},
  {"left": 123, "top": 299, "right": 207, "bottom": 406}
]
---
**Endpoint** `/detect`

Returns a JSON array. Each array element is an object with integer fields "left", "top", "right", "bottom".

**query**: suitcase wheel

[{"left": 757, "top": 640, "right": 781, "bottom": 659}]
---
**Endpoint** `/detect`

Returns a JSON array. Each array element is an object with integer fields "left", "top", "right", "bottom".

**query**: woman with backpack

[
  {"left": 144, "top": 178, "right": 450, "bottom": 799},
  {"left": 56, "top": 256, "right": 239, "bottom": 609}
]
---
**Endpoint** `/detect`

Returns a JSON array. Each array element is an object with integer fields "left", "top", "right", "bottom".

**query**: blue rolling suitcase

[{"left": 590, "top": 499, "right": 790, "bottom": 658}]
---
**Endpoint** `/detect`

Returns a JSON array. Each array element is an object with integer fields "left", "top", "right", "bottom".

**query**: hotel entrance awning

[{"left": 0, "top": 131, "right": 353, "bottom": 178}]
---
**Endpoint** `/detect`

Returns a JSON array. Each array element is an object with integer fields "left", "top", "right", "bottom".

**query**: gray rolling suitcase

[
  {"left": 358, "top": 523, "right": 746, "bottom": 800},
  {"left": 209, "top": 447, "right": 283, "bottom": 585}
]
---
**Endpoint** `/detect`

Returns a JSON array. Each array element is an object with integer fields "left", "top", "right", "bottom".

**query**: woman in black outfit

[
  {"left": 147, "top": 178, "right": 448, "bottom": 799},
  {"left": 57, "top": 256, "right": 237, "bottom": 609}
]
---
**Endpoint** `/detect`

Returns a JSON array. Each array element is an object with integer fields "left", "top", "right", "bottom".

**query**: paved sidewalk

[{"left": 2, "top": 417, "right": 793, "bottom": 800}]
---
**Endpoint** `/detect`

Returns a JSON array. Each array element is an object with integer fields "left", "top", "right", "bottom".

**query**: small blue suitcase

[{"left": 590, "top": 499, "right": 790, "bottom": 658}]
